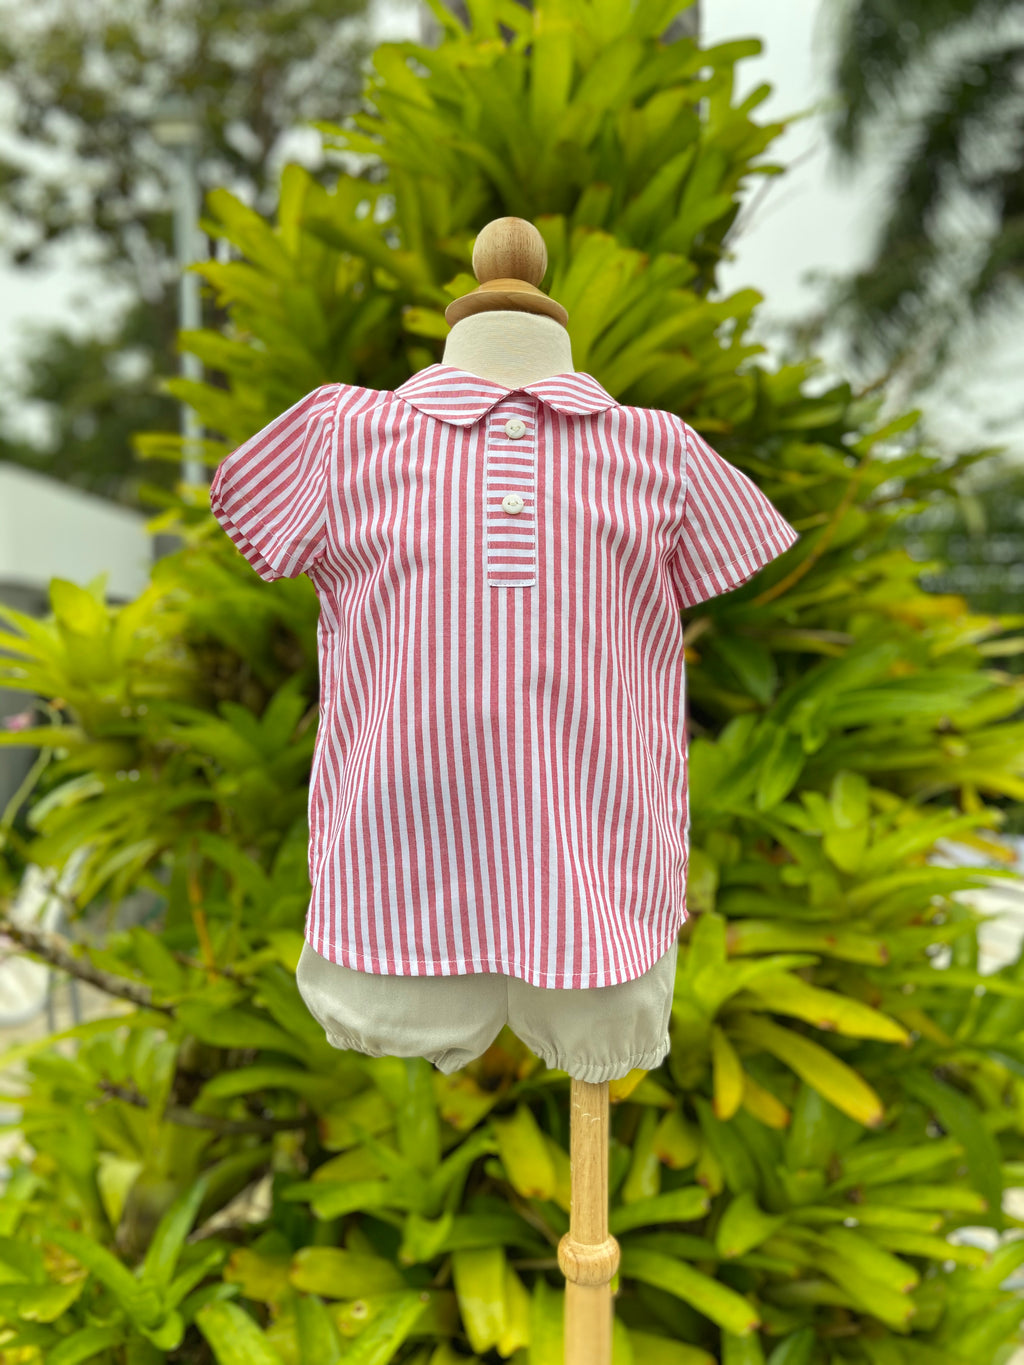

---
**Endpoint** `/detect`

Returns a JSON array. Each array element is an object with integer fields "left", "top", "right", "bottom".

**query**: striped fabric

[{"left": 209, "top": 364, "right": 799, "bottom": 988}]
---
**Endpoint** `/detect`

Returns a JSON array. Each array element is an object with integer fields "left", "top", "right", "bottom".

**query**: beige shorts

[{"left": 296, "top": 937, "right": 679, "bottom": 1083}]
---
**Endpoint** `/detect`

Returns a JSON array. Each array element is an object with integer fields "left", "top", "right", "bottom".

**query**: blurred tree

[
  {"left": 902, "top": 459, "right": 1024, "bottom": 640},
  {"left": 0, "top": 0, "right": 374, "bottom": 281},
  {"left": 0, "top": 297, "right": 178, "bottom": 503},
  {"left": 0, "top": 0, "right": 374, "bottom": 502},
  {"left": 821, "top": 0, "right": 1024, "bottom": 386},
  {"left": 427, "top": 0, "right": 699, "bottom": 44}
]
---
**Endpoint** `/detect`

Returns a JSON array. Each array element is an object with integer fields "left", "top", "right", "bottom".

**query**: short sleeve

[
  {"left": 668, "top": 423, "right": 800, "bottom": 608},
  {"left": 209, "top": 385, "right": 338, "bottom": 582}
]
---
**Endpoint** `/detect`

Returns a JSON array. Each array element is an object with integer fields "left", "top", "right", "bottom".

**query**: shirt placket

[{"left": 484, "top": 396, "right": 539, "bottom": 588}]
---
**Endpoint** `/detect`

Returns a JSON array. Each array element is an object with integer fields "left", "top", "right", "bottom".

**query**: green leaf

[
  {"left": 39, "top": 1226, "right": 163, "bottom": 1328},
  {"left": 739, "top": 972, "right": 909, "bottom": 1042},
  {"left": 715, "top": 1190, "right": 786, "bottom": 1259},
  {"left": 610, "top": 1186, "right": 710, "bottom": 1234},
  {"left": 712, "top": 636, "right": 778, "bottom": 704},
  {"left": 49, "top": 578, "right": 108, "bottom": 636},
  {"left": 451, "top": 1246, "right": 507, "bottom": 1354},
  {"left": 816, "top": 1225, "right": 918, "bottom": 1292},
  {"left": 396, "top": 1057, "right": 442, "bottom": 1179},
  {"left": 529, "top": 11, "right": 574, "bottom": 143},
  {"left": 731, "top": 1017, "right": 885, "bottom": 1129},
  {"left": 808, "top": 1249, "right": 915, "bottom": 1330},
  {"left": 174, "top": 1003, "right": 308, "bottom": 1060},
  {"left": 142, "top": 1173, "right": 210, "bottom": 1288},
  {"left": 401, "top": 306, "right": 450, "bottom": 338},
  {"left": 726, "top": 921, "right": 888, "bottom": 966},
  {"left": 620, "top": 1106, "right": 662, "bottom": 1203},
  {"left": 491, "top": 1103, "right": 557, "bottom": 1199},
  {"left": 620, "top": 1247, "right": 760, "bottom": 1334},
  {"left": 95, "top": 1154, "right": 144, "bottom": 1231},
  {"left": 0, "top": 1280, "right": 86, "bottom": 1321},
  {"left": 755, "top": 727, "right": 806, "bottom": 811},
  {"left": 864, "top": 1227, "right": 986, "bottom": 1266},
  {"left": 766, "top": 1327, "right": 817, "bottom": 1365},
  {"left": 46, "top": 1326, "right": 126, "bottom": 1365},
  {"left": 0, "top": 725, "right": 83, "bottom": 749},
  {"left": 722, "top": 1329, "right": 766, "bottom": 1365},
  {"left": 628, "top": 1331, "right": 716, "bottom": 1365},
  {"left": 783, "top": 1085, "right": 847, "bottom": 1171},
  {"left": 902, "top": 1072, "right": 1003, "bottom": 1224},
  {"left": 711, "top": 1025, "right": 745, "bottom": 1120},
  {"left": 222, "top": 1247, "right": 292, "bottom": 1304},
  {"left": 289, "top": 1247, "right": 408, "bottom": 1298},
  {"left": 195, "top": 1302, "right": 288, "bottom": 1365},
  {"left": 652, "top": 1108, "right": 702, "bottom": 1169},
  {"left": 294, "top": 1293, "right": 344, "bottom": 1365}
]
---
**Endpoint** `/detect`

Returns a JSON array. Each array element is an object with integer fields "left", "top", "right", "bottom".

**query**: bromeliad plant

[{"left": 3, "top": 1, "right": 1024, "bottom": 1362}]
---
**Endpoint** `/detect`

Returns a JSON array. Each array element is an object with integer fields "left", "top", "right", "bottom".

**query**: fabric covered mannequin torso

[{"left": 295, "top": 305, "right": 681, "bottom": 1083}]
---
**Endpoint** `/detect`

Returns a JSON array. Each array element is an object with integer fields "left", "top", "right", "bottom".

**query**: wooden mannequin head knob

[
  {"left": 472, "top": 217, "right": 548, "bottom": 290},
  {"left": 444, "top": 215, "right": 568, "bottom": 328}
]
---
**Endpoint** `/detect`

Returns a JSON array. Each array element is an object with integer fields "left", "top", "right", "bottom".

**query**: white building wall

[{"left": 0, "top": 464, "right": 152, "bottom": 603}]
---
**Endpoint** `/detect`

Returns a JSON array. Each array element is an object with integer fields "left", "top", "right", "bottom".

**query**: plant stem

[
  {"left": 0, "top": 913, "right": 172, "bottom": 1015},
  {"left": 97, "top": 1078, "right": 317, "bottom": 1134}
]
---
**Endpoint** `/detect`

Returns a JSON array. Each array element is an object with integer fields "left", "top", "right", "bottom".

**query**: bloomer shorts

[{"left": 295, "top": 937, "right": 679, "bottom": 1084}]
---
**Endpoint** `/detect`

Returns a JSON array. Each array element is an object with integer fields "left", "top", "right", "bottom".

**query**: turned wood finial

[{"left": 444, "top": 216, "right": 569, "bottom": 328}]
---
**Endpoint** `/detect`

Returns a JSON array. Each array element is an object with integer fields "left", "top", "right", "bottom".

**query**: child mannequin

[
  {"left": 295, "top": 296, "right": 680, "bottom": 1086},
  {"left": 209, "top": 218, "right": 797, "bottom": 1087}
]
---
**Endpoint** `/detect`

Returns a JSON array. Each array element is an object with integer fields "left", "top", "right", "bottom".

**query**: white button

[
  {"left": 504, "top": 418, "right": 527, "bottom": 438},
  {"left": 501, "top": 493, "right": 525, "bottom": 515}
]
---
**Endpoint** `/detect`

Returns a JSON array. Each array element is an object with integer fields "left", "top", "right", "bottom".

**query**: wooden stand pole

[{"left": 557, "top": 1078, "right": 620, "bottom": 1364}]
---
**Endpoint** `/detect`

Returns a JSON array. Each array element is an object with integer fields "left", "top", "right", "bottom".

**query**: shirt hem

[
  {"left": 306, "top": 910, "right": 687, "bottom": 990},
  {"left": 210, "top": 485, "right": 288, "bottom": 581},
  {"left": 676, "top": 521, "right": 799, "bottom": 607}
]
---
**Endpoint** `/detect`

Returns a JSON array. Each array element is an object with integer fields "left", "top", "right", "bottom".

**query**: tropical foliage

[{"left": 2, "top": 1, "right": 1024, "bottom": 1362}]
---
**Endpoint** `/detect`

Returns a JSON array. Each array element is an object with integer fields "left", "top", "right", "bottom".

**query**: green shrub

[{"left": 2, "top": 2, "right": 1024, "bottom": 1362}]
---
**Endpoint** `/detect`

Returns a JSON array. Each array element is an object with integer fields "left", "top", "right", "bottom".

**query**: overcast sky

[{"left": 0, "top": 0, "right": 1021, "bottom": 459}]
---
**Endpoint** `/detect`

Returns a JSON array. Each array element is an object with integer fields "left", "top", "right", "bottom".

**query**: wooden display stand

[
  {"left": 448, "top": 219, "right": 622, "bottom": 1364},
  {"left": 558, "top": 1080, "right": 620, "bottom": 1361}
]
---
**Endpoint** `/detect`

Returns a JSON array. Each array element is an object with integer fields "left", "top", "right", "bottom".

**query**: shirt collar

[{"left": 392, "top": 363, "right": 619, "bottom": 426}]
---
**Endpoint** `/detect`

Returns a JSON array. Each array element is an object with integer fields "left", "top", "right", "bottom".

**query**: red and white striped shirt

[{"left": 209, "top": 365, "right": 799, "bottom": 988}]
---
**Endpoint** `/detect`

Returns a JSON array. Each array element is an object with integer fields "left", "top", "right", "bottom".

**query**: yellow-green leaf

[
  {"left": 196, "top": 1302, "right": 287, "bottom": 1365},
  {"left": 452, "top": 1246, "right": 507, "bottom": 1354},
  {"left": 0, "top": 1280, "right": 87, "bottom": 1323},
  {"left": 496, "top": 1262, "right": 531, "bottom": 1356},
  {"left": 620, "top": 1107, "right": 662, "bottom": 1204},
  {"left": 289, "top": 1247, "right": 406, "bottom": 1298},
  {"left": 95, "top": 1155, "right": 144, "bottom": 1233},
  {"left": 740, "top": 973, "right": 909, "bottom": 1043},
  {"left": 715, "top": 1190, "right": 786, "bottom": 1259},
  {"left": 740, "top": 1073, "right": 790, "bottom": 1129},
  {"left": 726, "top": 921, "right": 888, "bottom": 966},
  {"left": 223, "top": 1248, "right": 293, "bottom": 1305},
  {"left": 732, "top": 1017, "right": 885, "bottom": 1128},
  {"left": 621, "top": 1247, "right": 760, "bottom": 1335},
  {"left": 711, "top": 1026, "right": 744, "bottom": 1119},
  {"left": 491, "top": 1103, "right": 556, "bottom": 1200},
  {"left": 863, "top": 1227, "right": 987, "bottom": 1266},
  {"left": 817, "top": 1226, "right": 918, "bottom": 1292},
  {"left": 432, "top": 1071, "right": 501, "bottom": 1130},
  {"left": 610, "top": 1187, "right": 710, "bottom": 1234},
  {"left": 542, "top": 1134, "right": 573, "bottom": 1213},
  {"left": 628, "top": 1330, "right": 715, "bottom": 1365},
  {"left": 652, "top": 1108, "right": 702, "bottom": 1168},
  {"left": 609, "top": 1067, "right": 649, "bottom": 1103}
]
